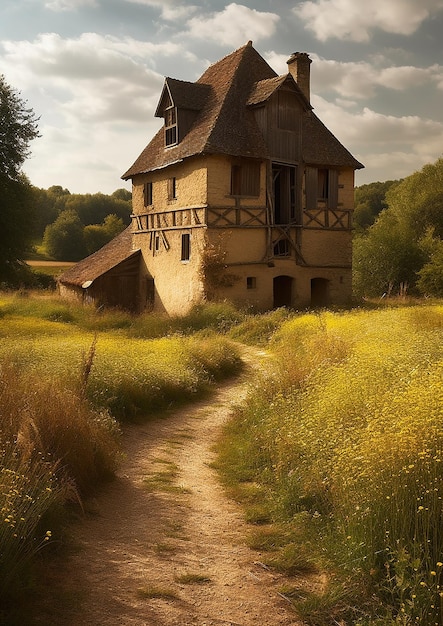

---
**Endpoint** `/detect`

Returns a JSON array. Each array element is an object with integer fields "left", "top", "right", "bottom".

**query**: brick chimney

[{"left": 286, "top": 52, "right": 312, "bottom": 103}]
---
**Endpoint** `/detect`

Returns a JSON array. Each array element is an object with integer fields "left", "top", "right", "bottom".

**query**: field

[
  {"left": 2, "top": 294, "right": 443, "bottom": 624},
  {"left": 0, "top": 292, "right": 242, "bottom": 606},
  {"left": 218, "top": 303, "right": 443, "bottom": 624}
]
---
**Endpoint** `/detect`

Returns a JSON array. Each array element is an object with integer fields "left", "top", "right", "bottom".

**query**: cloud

[
  {"left": 186, "top": 3, "right": 280, "bottom": 47},
  {"left": 44, "top": 0, "right": 98, "bottom": 10},
  {"left": 264, "top": 51, "right": 442, "bottom": 99},
  {"left": 123, "top": 0, "right": 198, "bottom": 21},
  {"left": 294, "top": 0, "right": 443, "bottom": 42},
  {"left": 312, "top": 94, "right": 443, "bottom": 182}
]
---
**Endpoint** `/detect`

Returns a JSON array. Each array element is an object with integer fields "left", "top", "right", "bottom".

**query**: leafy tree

[
  {"left": 353, "top": 158, "right": 443, "bottom": 297},
  {"left": 84, "top": 214, "right": 125, "bottom": 255},
  {"left": 43, "top": 209, "right": 87, "bottom": 261},
  {"left": 111, "top": 188, "right": 131, "bottom": 202},
  {"left": 62, "top": 192, "right": 131, "bottom": 226},
  {"left": 353, "top": 180, "right": 400, "bottom": 230},
  {"left": 0, "top": 75, "right": 39, "bottom": 281}
]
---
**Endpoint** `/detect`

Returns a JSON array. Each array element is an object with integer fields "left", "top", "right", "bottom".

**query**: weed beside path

[{"left": 27, "top": 349, "right": 307, "bottom": 626}]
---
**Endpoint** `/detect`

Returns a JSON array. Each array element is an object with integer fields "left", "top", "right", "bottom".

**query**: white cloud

[
  {"left": 186, "top": 3, "right": 280, "bottom": 47},
  {"left": 265, "top": 51, "right": 442, "bottom": 99},
  {"left": 312, "top": 94, "right": 443, "bottom": 182},
  {"left": 44, "top": 0, "right": 97, "bottom": 10},
  {"left": 0, "top": 32, "right": 172, "bottom": 192},
  {"left": 294, "top": 0, "right": 443, "bottom": 42},
  {"left": 123, "top": 0, "right": 198, "bottom": 21}
]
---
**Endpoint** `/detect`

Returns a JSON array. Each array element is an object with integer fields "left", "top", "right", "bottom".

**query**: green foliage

[
  {"left": 43, "top": 209, "right": 87, "bottom": 261},
  {"left": 0, "top": 76, "right": 39, "bottom": 283},
  {"left": 217, "top": 305, "right": 443, "bottom": 624},
  {"left": 83, "top": 214, "right": 125, "bottom": 255},
  {"left": 0, "top": 75, "right": 39, "bottom": 180},
  {"left": 353, "top": 158, "right": 443, "bottom": 297},
  {"left": 354, "top": 180, "right": 400, "bottom": 230}
]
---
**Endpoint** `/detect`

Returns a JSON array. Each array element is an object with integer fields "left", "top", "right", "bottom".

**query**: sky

[{"left": 1, "top": 0, "right": 443, "bottom": 195}]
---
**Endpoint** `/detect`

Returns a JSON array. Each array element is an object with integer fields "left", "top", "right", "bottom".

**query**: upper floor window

[
  {"left": 165, "top": 106, "right": 177, "bottom": 147},
  {"left": 230, "top": 160, "right": 260, "bottom": 197},
  {"left": 143, "top": 181, "right": 153, "bottom": 207},
  {"left": 305, "top": 167, "right": 338, "bottom": 210}
]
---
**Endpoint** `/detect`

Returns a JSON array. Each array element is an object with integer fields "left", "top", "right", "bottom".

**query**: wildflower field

[
  {"left": 219, "top": 304, "right": 443, "bottom": 625},
  {"left": 0, "top": 292, "right": 242, "bottom": 607}
]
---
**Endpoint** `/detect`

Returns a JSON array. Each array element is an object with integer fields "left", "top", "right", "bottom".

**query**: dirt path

[{"left": 36, "top": 351, "right": 305, "bottom": 626}]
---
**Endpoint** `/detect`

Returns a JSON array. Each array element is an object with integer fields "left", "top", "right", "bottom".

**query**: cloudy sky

[{"left": 1, "top": 0, "right": 443, "bottom": 194}]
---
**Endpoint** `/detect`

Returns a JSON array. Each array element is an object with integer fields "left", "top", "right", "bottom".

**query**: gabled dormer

[{"left": 154, "top": 78, "right": 211, "bottom": 149}]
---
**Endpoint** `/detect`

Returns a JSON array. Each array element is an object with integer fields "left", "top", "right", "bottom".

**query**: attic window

[{"left": 165, "top": 106, "right": 177, "bottom": 147}]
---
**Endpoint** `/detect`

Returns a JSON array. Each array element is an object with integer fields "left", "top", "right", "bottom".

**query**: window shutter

[
  {"left": 328, "top": 169, "right": 338, "bottom": 209},
  {"left": 305, "top": 167, "right": 317, "bottom": 209}
]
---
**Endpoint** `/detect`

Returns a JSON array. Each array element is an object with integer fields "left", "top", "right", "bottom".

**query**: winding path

[{"left": 35, "top": 352, "right": 304, "bottom": 625}]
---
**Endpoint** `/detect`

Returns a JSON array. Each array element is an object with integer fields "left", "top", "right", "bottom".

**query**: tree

[
  {"left": 0, "top": 75, "right": 40, "bottom": 282},
  {"left": 84, "top": 214, "right": 125, "bottom": 255},
  {"left": 43, "top": 210, "right": 87, "bottom": 261},
  {"left": 353, "top": 180, "right": 400, "bottom": 230},
  {"left": 353, "top": 158, "right": 443, "bottom": 298}
]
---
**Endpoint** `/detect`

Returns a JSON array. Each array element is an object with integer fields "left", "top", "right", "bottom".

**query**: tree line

[
  {"left": 34, "top": 185, "right": 131, "bottom": 261},
  {"left": 353, "top": 157, "right": 443, "bottom": 298},
  {"left": 0, "top": 74, "right": 131, "bottom": 285}
]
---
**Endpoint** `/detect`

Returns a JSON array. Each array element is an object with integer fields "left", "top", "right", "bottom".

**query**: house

[{"left": 59, "top": 41, "right": 363, "bottom": 314}]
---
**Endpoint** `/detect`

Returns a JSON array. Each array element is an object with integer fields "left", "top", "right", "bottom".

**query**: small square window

[{"left": 246, "top": 276, "right": 257, "bottom": 289}]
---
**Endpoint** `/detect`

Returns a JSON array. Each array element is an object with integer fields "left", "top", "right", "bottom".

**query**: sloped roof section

[
  {"left": 122, "top": 41, "right": 276, "bottom": 179},
  {"left": 247, "top": 75, "right": 311, "bottom": 109},
  {"left": 303, "top": 112, "right": 364, "bottom": 169},
  {"left": 154, "top": 78, "right": 211, "bottom": 116},
  {"left": 58, "top": 226, "right": 140, "bottom": 287},
  {"left": 122, "top": 41, "right": 363, "bottom": 179}
]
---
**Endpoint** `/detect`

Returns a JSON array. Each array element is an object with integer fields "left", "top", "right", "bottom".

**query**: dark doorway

[
  {"left": 273, "top": 275, "right": 293, "bottom": 308},
  {"left": 311, "top": 278, "right": 330, "bottom": 307}
]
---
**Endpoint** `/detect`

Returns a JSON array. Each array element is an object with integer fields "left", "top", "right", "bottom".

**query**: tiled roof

[
  {"left": 58, "top": 226, "right": 140, "bottom": 287},
  {"left": 156, "top": 78, "right": 211, "bottom": 113},
  {"left": 247, "top": 75, "right": 310, "bottom": 108},
  {"left": 122, "top": 41, "right": 363, "bottom": 179}
]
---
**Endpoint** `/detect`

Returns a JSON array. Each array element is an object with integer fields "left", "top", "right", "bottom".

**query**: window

[
  {"left": 168, "top": 177, "right": 177, "bottom": 200},
  {"left": 305, "top": 167, "right": 339, "bottom": 210},
  {"left": 273, "top": 239, "right": 290, "bottom": 257},
  {"left": 181, "top": 233, "right": 190, "bottom": 261},
  {"left": 230, "top": 160, "right": 260, "bottom": 197},
  {"left": 246, "top": 276, "right": 256, "bottom": 289},
  {"left": 165, "top": 106, "right": 177, "bottom": 147},
  {"left": 317, "top": 169, "right": 328, "bottom": 200},
  {"left": 144, "top": 181, "right": 153, "bottom": 207}
]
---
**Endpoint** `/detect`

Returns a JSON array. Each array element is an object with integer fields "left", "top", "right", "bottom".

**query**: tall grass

[
  {"left": 0, "top": 292, "right": 244, "bottom": 608},
  {"left": 217, "top": 305, "right": 443, "bottom": 625}
]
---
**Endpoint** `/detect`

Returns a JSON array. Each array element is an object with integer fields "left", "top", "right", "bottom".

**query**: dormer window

[{"left": 165, "top": 106, "right": 177, "bottom": 147}]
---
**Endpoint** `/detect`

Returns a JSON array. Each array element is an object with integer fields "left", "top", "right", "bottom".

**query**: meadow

[
  {"left": 0, "top": 292, "right": 242, "bottom": 607},
  {"left": 3, "top": 292, "right": 443, "bottom": 625},
  {"left": 218, "top": 303, "right": 443, "bottom": 625}
]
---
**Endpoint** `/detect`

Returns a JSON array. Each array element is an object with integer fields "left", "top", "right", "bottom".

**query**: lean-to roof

[{"left": 58, "top": 226, "right": 139, "bottom": 288}]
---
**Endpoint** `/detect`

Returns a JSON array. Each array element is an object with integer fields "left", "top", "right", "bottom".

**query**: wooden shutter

[
  {"left": 305, "top": 167, "right": 317, "bottom": 209},
  {"left": 328, "top": 169, "right": 338, "bottom": 209}
]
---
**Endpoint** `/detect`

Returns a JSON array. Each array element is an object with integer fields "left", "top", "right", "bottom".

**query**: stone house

[{"left": 59, "top": 41, "right": 363, "bottom": 314}]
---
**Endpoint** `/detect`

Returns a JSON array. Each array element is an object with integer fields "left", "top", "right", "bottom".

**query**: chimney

[{"left": 287, "top": 52, "right": 312, "bottom": 102}]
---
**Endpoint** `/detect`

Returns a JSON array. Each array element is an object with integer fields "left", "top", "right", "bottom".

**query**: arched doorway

[
  {"left": 311, "top": 277, "right": 330, "bottom": 307},
  {"left": 273, "top": 275, "right": 293, "bottom": 308}
]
